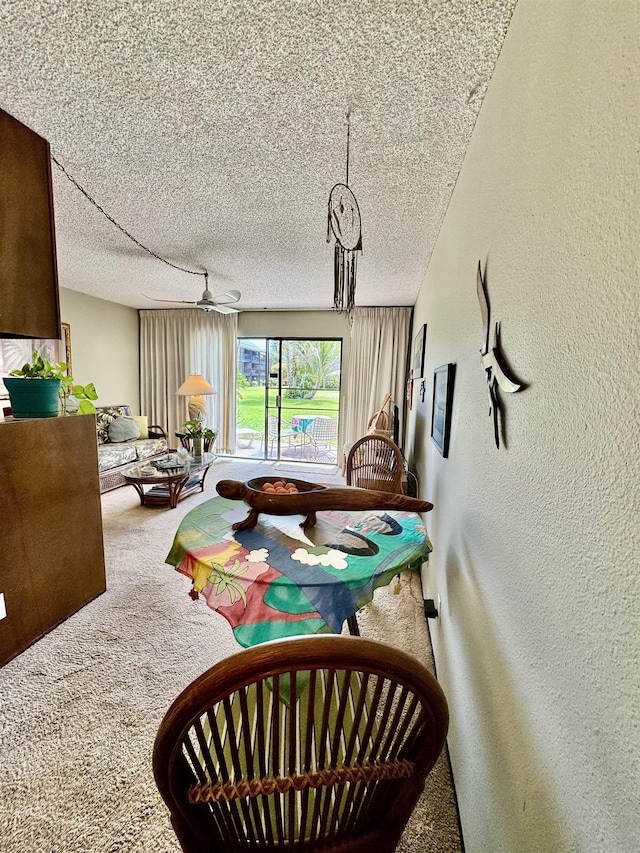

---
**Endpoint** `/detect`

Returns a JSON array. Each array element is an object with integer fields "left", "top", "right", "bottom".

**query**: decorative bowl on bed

[{"left": 246, "top": 476, "right": 327, "bottom": 496}]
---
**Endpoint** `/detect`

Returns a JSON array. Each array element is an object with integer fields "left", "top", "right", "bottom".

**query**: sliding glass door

[{"left": 236, "top": 337, "right": 341, "bottom": 463}]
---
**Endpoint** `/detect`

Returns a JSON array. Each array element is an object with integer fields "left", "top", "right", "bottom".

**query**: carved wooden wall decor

[{"left": 477, "top": 262, "right": 524, "bottom": 449}]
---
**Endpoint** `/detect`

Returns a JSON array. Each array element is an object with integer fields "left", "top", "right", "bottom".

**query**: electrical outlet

[{"left": 423, "top": 598, "right": 438, "bottom": 619}]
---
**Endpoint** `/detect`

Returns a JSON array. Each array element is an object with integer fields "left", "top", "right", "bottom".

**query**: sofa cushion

[
  {"left": 134, "top": 437, "right": 168, "bottom": 460},
  {"left": 96, "top": 405, "right": 131, "bottom": 444},
  {"left": 108, "top": 416, "right": 141, "bottom": 443},
  {"left": 97, "top": 443, "right": 137, "bottom": 472}
]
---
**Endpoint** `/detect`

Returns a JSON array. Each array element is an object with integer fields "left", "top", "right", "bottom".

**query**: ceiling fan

[{"left": 145, "top": 273, "right": 241, "bottom": 313}]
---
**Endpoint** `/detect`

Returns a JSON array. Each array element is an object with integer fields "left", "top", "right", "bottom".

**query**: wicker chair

[
  {"left": 153, "top": 635, "right": 449, "bottom": 853},
  {"left": 346, "top": 434, "right": 405, "bottom": 494}
]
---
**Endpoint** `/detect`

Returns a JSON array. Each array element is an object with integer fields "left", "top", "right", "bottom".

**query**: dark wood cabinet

[
  {"left": 0, "top": 415, "right": 106, "bottom": 666},
  {"left": 0, "top": 108, "right": 61, "bottom": 340}
]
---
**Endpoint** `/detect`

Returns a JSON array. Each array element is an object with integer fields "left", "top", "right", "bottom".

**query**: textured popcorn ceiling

[{"left": 0, "top": 0, "right": 516, "bottom": 311}]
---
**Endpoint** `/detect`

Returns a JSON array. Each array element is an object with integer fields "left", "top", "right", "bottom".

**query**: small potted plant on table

[{"left": 181, "top": 419, "right": 216, "bottom": 458}]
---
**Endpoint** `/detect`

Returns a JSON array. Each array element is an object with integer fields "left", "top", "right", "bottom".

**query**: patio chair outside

[
  {"left": 266, "top": 414, "right": 298, "bottom": 455},
  {"left": 307, "top": 416, "right": 339, "bottom": 461}
]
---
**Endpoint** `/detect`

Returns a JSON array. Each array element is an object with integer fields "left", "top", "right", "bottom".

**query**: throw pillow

[
  {"left": 96, "top": 405, "right": 131, "bottom": 443},
  {"left": 130, "top": 415, "right": 149, "bottom": 439},
  {"left": 108, "top": 416, "right": 141, "bottom": 443}
]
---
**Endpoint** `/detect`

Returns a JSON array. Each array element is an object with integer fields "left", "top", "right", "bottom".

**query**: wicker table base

[{"left": 123, "top": 454, "right": 215, "bottom": 509}]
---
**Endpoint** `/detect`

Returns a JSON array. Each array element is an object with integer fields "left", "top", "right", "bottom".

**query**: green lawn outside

[{"left": 237, "top": 386, "right": 339, "bottom": 432}]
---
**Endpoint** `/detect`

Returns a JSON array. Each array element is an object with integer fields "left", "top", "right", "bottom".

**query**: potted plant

[
  {"left": 182, "top": 419, "right": 216, "bottom": 457},
  {"left": 6, "top": 350, "right": 98, "bottom": 418},
  {"left": 59, "top": 374, "right": 99, "bottom": 415}
]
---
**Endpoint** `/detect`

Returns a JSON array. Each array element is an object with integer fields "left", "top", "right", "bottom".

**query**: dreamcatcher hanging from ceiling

[{"left": 327, "top": 112, "right": 362, "bottom": 313}]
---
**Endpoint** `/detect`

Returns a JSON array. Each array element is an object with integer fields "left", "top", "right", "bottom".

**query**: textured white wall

[
  {"left": 59, "top": 287, "right": 140, "bottom": 411},
  {"left": 238, "top": 311, "right": 350, "bottom": 360},
  {"left": 406, "top": 2, "right": 639, "bottom": 851}
]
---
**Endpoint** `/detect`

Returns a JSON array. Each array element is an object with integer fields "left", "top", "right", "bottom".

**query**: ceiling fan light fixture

[{"left": 144, "top": 275, "right": 241, "bottom": 313}]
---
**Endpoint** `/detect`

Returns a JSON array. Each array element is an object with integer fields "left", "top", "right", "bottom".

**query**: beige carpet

[
  {"left": 0, "top": 457, "right": 463, "bottom": 852},
  {"left": 274, "top": 461, "right": 340, "bottom": 476}
]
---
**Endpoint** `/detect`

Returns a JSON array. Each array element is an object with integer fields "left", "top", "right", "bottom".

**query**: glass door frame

[
  {"left": 235, "top": 336, "right": 343, "bottom": 462},
  {"left": 265, "top": 336, "right": 342, "bottom": 462}
]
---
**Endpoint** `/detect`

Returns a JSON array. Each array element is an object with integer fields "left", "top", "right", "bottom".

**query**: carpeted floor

[
  {"left": 273, "top": 461, "right": 340, "bottom": 476},
  {"left": 0, "top": 457, "right": 463, "bottom": 852}
]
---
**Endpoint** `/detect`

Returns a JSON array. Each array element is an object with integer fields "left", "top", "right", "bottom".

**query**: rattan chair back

[
  {"left": 153, "top": 635, "right": 448, "bottom": 852},
  {"left": 345, "top": 434, "right": 405, "bottom": 494}
]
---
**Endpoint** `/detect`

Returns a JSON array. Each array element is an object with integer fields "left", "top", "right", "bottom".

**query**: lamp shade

[
  {"left": 177, "top": 374, "right": 215, "bottom": 422},
  {"left": 176, "top": 374, "right": 214, "bottom": 396}
]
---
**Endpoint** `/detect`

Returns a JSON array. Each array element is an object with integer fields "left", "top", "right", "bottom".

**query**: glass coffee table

[{"left": 123, "top": 453, "right": 216, "bottom": 509}]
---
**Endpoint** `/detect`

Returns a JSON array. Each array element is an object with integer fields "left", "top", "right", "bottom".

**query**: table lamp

[{"left": 176, "top": 374, "right": 214, "bottom": 422}]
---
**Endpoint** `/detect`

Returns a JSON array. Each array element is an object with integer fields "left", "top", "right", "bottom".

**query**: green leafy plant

[
  {"left": 59, "top": 376, "right": 99, "bottom": 414},
  {"left": 9, "top": 350, "right": 98, "bottom": 414},
  {"left": 182, "top": 419, "right": 216, "bottom": 440},
  {"left": 9, "top": 350, "right": 67, "bottom": 380}
]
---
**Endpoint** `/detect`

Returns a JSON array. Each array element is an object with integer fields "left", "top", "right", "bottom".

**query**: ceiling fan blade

[
  {"left": 209, "top": 303, "right": 239, "bottom": 314},
  {"left": 143, "top": 294, "right": 195, "bottom": 304},
  {"left": 143, "top": 287, "right": 240, "bottom": 312},
  {"left": 218, "top": 289, "right": 241, "bottom": 304}
]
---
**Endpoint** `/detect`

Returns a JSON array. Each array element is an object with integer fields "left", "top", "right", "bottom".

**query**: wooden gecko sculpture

[{"left": 216, "top": 477, "right": 433, "bottom": 531}]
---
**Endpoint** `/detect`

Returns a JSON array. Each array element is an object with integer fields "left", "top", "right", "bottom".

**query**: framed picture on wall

[
  {"left": 430, "top": 363, "right": 456, "bottom": 457},
  {"left": 60, "top": 322, "right": 72, "bottom": 374},
  {"left": 0, "top": 323, "right": 71, "bottom": 399},
  {"left": 411, "top": 324, "right": 426, "bottom": 378}
]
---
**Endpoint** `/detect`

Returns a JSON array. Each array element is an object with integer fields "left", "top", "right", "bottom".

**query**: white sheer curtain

[
  {"left": 343, "top": 306, "right": 412, "bottom": 445},
  {"left": 140, "top": 309, "right": 238, "bottom": 453}
]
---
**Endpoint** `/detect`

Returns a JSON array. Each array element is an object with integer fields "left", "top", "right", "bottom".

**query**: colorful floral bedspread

[{"left": 165, "top": 496, "right": 432, "bottom": 648}]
